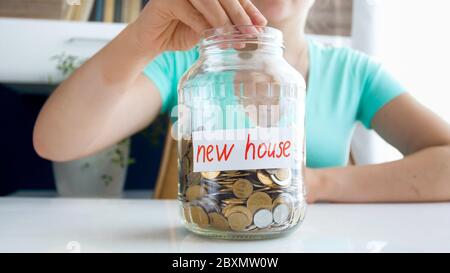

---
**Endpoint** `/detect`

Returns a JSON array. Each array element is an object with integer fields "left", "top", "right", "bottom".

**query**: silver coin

[
  {"left": 271, "top": 175, "right": 292, "bottom": 187},
  {"left": 253, "top": 209, "right": 273, "bottom": 229},
  {"left": 273, "top": 204, "right": 290, "bottom": 224}
]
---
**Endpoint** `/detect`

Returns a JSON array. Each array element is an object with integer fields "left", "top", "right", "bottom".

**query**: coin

[
  {"left": 265, "top": 169, "right": 278, "bottom": 175},
  {"left": 247, "top": 192, "right": 272, "bottom": 214},
  {"left": 257, "top": 170, "right": 273, "bottom": 186},
  {"left": 209, "top": 212, "right": 230, "bottom": 230},
  {"left": 238, "top": 52, "right": 252, "bottom": 59},
  {"left": 232, "top": 179, "right": 254, "bottom": 199},
  {"left": 201, "top": 171, "right": 221, "bottom": 180},
  {"left": 254, "top": 187, "right": 272, "bottom": 193},
  {"left": 271, "top": 168, "right": 291, "bottom": 187},
  {"left": 291, "top": 204, "right": 304, "bottom": 223},
  {"left": 253, "top": 209, "right": 273, "bottom": 228},
  {"left": 222, "top": 171, "right": 241, "bottom": 177},
  {"left": 221, "top": 198, "right": 246, "bottom": 205},
  {"left": 226, "top": 206, "right": 252, "bottom": 225},
  {"left": 272, "top": 193, "right": 294, "bottom": 207},
  {"left": 273, "top": 204, "right": 290, "bottom": 224},
  {"left": 180, "top": 143, "right": 304, "bottom": 232},
  {"left": 274, "top": 169, "right": 291, "bottom": 181},
  {"left": 186, "top": 185, "right": 206, "bottom": 201},
  {"left": 228, "top": 212, "right": 250, "bottom": 231},
  {"left": 190, "top": 205, "right": 209, "bottom": 228},
  {"left": 222, "top": 204, "right": 236, "bottom": 216}
]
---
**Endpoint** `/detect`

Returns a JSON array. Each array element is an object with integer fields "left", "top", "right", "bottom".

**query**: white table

[{"left": 0, "top": 197, "right": 449, "bottom": 253}]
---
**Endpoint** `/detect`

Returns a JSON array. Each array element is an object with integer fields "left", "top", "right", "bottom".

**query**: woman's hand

[
  {"left": 305, "top": 168, "right": 327, "bottom": 203},
  {"left": 33, "top": 0, "right": 267, "bottom": 162},
  {"left": 133, "top": 0, "right": 267, "bottom": 53}
]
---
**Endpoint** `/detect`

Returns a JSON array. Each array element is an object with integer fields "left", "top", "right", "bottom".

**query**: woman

[{"left": 33, "top": 0, "right": 450, "bottom": 203}]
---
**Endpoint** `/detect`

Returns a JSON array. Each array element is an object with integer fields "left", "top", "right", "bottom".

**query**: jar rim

[{"left": 200, "top": 25, "right": 284, "bottom": 49}]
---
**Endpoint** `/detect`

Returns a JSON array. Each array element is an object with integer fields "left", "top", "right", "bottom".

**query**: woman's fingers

[
  {"left": 219, "top": 0, "right": 259, "bottom": 36},
  {"left": 219, "top": 0, "right": 252, "bottom": 26},
  {"left": 174, "top": 0, "right": 267, "bottom": 50},
  {"left": 172, "top": 0, "right": 211, "bottom": 34},
  {"left": 189, "top": 0, "right": 231, "bottom": 27},
  {"left": 240, "top": 0, "right": 267, "bottom": 26}
]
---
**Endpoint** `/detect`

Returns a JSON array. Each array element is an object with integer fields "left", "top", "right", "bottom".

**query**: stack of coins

[{"left": 179, "top": 139, "right": 306, "bottom": 232}]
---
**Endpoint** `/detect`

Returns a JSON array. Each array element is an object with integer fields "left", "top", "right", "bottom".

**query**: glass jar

[{"left": 176, "top": 25, "right": 306, "bottom": 240}]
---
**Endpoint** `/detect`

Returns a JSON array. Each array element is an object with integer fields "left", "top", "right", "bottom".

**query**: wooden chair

[{"left": 153, "top": 123, "right": 178, "bottom": 199}]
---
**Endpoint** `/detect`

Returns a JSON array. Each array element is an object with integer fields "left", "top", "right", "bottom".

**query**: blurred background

[{"left": 0, "top": 0, "right": 449, "bottom": 198}]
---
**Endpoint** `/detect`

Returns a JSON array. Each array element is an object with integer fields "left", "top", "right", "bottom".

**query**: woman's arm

[
  {"left": 33, "top": 0, "right": 266, "bottom": 162},
  {"left": 33, "top": 24, "right": 162, "bottom": 162},
  {"left": 307, "top": 93, "right": 450, "bottom": 203}
]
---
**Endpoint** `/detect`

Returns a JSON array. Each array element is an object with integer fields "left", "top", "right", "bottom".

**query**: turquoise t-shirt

[{"left": 143, "top": 41, "right": 406, "bottom": 168}]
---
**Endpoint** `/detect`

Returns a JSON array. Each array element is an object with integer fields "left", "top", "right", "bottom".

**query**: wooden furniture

[{"left": 153, "top": 123, "right": 178, "bottom": 199}]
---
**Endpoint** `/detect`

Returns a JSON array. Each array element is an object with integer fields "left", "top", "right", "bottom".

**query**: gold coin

[
  {"left": 218, "top": 187, "right": 233, "bottom": 192},
  {"left": 254, "top": 187, "right": 272, "bottom": 193},
  {"left": 237, "top": 42, "right": 258, "bottom": 52},
  {"left": 221, "top": 198, "right": 245, "bottom": 205},
  {"left": 222, "top": 204, "right": 236, "bottom": 216},
  {"left": 238, "top": 52, "right": 252, "bottom": 60},
  {"left": 247, "top": 192, "right": 273, "bottom": 214},
  {"left": 208, "top": 212, "right": 230, "bottom": 230},
  {"left": 227, "top": 206, "right": 252, "bottom": 225},
  {"left": 201, "top": 171, "right": 221, "bottom": 180},
  {"left": 257, "top": 170, "right": 273, "bottom": 186},
  {"left": 222, "top": 171, "right": 240, "bottom": 177},
  {"left": 228, "top": 212, "right": 250, "bottom": 231},
  {"left": 232, "top": 179, "right": 254, "bottom": 199},
  {"left": 185, "top": 185, "right": 206, "bottom": 201},
  {"left": 190, "top": 205, "right": 209, "bottom": 228}
]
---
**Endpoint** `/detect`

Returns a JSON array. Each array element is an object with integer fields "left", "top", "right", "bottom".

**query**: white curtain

[{"left": 351, "top": 0, "right": 450, "bottom": 165}]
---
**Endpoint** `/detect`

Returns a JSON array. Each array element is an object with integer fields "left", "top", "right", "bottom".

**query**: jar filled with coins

[{"left": 177, "top": 25, "right": 306, "bottom": 239}]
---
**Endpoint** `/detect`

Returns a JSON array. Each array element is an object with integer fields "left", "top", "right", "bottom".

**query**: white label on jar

[{"left": 192, "top": 127, "right": 301, "bottom": 172}]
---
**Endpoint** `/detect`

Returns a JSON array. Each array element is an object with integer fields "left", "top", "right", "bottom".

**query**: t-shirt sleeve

[
  {"left": 143, "top": 52, "right": 178, "bottom": 113},
  {"left": 143, "top": 48, "right": 199, "bottom": 114},
  {"left": 356, "top": 54, "right": 407, "bottom": 129}
]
